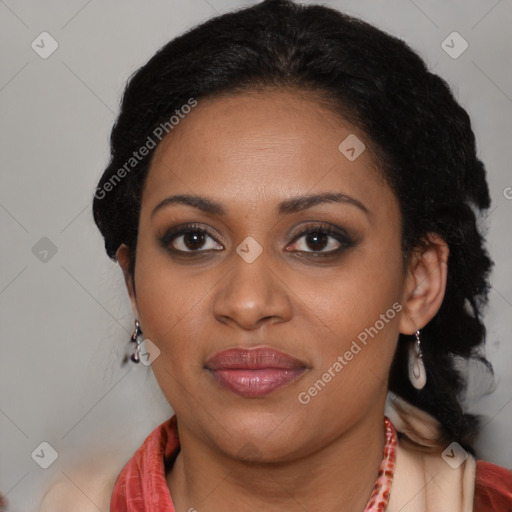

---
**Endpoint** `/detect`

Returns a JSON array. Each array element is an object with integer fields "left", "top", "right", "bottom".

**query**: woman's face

[{"left": 125, "top": 89, "right": 415, "bottom": 461}]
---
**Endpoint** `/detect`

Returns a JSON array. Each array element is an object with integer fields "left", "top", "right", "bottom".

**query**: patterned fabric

[{"left": 364, "top": 417, "right": 397, "bottom": 511}]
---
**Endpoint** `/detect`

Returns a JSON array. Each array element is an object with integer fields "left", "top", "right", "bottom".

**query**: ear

[
  {"left": 116, "top": 244, "right": 139, "bottom": 320},
  {"left": 399, "top": 233, "right": 449, "bottom": 335}
]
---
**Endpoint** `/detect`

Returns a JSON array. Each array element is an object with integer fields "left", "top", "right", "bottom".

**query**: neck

[{"left": 167, "top": 407, "right": 387, "bottom": 512}]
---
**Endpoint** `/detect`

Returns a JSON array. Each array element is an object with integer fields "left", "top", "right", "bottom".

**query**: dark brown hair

[{"left": 93, "top": 0, "right": 494, "bottom": 452}]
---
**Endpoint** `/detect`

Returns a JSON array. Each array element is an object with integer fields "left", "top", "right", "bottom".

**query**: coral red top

[{"left": 110, "top": 416, "right": 512, "bottom": 512}]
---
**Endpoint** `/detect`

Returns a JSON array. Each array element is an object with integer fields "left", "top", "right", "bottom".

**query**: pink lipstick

[{"left": 205, "top": 346, "right": 307, "bottom": 398}]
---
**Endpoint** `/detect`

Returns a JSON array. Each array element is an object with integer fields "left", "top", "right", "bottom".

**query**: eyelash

[{"left": 158, "top": 222, "right": 355, "bottom": 259}]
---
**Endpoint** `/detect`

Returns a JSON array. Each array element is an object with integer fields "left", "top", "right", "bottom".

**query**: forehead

[{"left": 142, "top": 89, "right": 395, "bottom": 218}]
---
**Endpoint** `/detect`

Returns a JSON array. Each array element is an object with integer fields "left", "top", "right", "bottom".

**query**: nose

[{"left": 212, "top": 247, "right": 293, "bottom": 331}]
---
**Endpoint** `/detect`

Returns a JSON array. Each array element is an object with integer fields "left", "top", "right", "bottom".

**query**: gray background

[{"left": 0, "top": 1, "right": 511, "bottom": 510}]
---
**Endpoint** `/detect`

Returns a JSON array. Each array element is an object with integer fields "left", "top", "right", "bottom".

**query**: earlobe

[
  {"left": 399, "top": 233, "right": 449, "bottom": 335},
  {"left": 116, "top": 244, "right": 139, "bottom": 319}
]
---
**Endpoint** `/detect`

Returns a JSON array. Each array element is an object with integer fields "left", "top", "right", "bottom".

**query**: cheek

[
  {"left": 296, "top": 240, "right": 403, "bottom": 398},
  {"left": 133, "top": 245, "right": 197, "bottom": 354},
  {"left": 296, "top": 285, "right": 402, "bottom": 430},
  {"left": 132, "top": 247, "right": 223, "bottom": 384},
  {"left": 307, "top": 245, "right": 403, "bottom": 342}
]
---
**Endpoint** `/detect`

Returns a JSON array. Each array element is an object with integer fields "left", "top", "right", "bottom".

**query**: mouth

[{"left": 205, "top": 346, "right": 308, "bottom": 398}]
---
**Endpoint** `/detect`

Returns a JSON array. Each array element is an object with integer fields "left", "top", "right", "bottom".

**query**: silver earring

[
  {"left": 408, "top": 329, "right": 426, "bottom": 390},
  {"left": 130, "top": 320, "right": 143, "bottom": 363}
]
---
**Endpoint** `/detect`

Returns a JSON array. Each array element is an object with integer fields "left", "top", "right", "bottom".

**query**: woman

[{"left": 40, "top": 0, "right": 512, "bottom": 510}]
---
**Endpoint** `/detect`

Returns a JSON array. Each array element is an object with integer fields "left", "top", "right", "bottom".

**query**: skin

[{"left": 117, "top": 88, "right": 449, "bottom": 512}]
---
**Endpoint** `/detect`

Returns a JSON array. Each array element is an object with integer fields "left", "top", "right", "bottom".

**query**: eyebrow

[{"left": 151, "top": 192, "right": 369, "bottom": 218}]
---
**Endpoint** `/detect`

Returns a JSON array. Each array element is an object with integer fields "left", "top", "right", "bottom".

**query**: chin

[{"left": 216, "top": 408, "right": 307, "bottom": 459}]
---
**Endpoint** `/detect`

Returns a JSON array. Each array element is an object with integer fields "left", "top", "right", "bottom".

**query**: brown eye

[
  {"left": 160, "top": 224, "right": 223, "bottom": 253},
  {"left": 288, "top": 225, "right": 354, "bottom": 255},
  {"left": 181, "top": 231, "right": 207, "bottom": 251},
  {"left": 302, "top": 232, "right": 330, "bottom": 251}
]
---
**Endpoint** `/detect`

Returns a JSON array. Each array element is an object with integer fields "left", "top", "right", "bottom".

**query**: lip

[{"left": 205, "top": 346, "right": 308, "bottom": 398}]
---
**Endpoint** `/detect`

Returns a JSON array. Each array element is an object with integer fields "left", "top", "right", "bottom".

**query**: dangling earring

[
  {"left": 130, "top": 320, "right": 143, "bottom": 363},
  {"left": 408, "top": 329, "right": 426, "bottom": 390}
]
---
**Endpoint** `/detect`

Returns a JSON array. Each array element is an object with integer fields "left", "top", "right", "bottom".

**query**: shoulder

[
  {"left": 473, "top": 459, "right": 512, "bottom": 510},
  {"left": 38, "top": 456, "right": 125, "bottom": 512}
]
